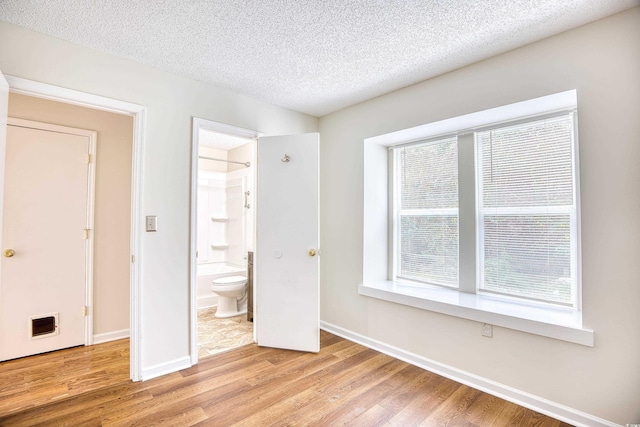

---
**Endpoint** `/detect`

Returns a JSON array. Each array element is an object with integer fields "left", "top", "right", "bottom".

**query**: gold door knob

[
  {"left": 308, "top": 249, "right": 316, "bottom": 257},
  {"left": 3, "top": 249, "right": 15, "bottom": 258}
]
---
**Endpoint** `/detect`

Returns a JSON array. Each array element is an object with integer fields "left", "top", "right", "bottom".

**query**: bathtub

[{"left": 197, "top": 262, "right": 247, "bottom": 309}]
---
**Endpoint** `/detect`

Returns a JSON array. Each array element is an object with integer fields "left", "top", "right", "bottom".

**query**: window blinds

[
  {"left": 477, "top": 114, "right": 576, "bottom": 305},
  {"left": 397, "top": 137, "right": 459, "bottom": 287}
]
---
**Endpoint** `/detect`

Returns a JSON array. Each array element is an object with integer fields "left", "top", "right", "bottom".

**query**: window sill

[{"left": 358, "top": 281, "right": 593, "bottom": 346}]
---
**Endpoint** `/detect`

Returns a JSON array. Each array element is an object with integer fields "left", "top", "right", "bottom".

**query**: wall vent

[{"left": 30, "top": 313, "right": 59, "bottom": 339}]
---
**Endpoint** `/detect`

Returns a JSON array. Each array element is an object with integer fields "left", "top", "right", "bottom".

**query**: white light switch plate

[{"left": 146, "top": 215, "right": 157, "bottom": 232}]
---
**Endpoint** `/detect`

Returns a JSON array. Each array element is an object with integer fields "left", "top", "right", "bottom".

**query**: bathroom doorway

[{"left": 191, "top": 119, "right": 258, "bottom": 360}]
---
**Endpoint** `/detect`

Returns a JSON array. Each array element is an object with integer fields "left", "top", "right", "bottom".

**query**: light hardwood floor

[{"left": 0, "top": 331, "right": 572, "bottom": 426}]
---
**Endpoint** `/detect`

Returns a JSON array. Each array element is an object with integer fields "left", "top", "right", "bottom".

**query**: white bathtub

[{"left": 197, "top": 263, "right": 247, "bottom": 309}]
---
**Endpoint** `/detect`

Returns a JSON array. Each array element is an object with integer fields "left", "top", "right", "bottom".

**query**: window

[
  {"left": 477, "top": 115, "right": 577, "bottom": 306},
  {"left": 390, "top": 109, "right": 578, "bottom": 308},
  {"left": 362, "top": 90, "right": 591, "bottom": 345},
  {"left": 394, "top": 137, "right": 459, "bottom": 288}
]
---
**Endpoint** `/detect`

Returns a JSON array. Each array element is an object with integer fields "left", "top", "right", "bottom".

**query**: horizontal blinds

[
  {"left": 477, "top": 114, "right": 575, "bottom": 305},
  {"left": 400, "top": 137, "right": 458, "bottom": 210},
  {"left": 478, "top": 115, "right": 574, "bottom": 208},
  {"left": 482, "top": 215, "right": 573, "bottom": 304},
  {"left": 399, "top": 215, "right": 458, "bottom": 287},
  {"left": 397, "top": 137, "right": 459, "bottom": 287}
]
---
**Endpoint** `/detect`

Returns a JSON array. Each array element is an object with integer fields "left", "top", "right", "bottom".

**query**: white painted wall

[
  {"left": 0, "top": 21, "right": 318, "bottom": 371},
  {"left": 319, "top": 7, "right": 640, "bottom": 425},
  {"left": 198, "top": 146, "right": 228, "bottom": 172}
]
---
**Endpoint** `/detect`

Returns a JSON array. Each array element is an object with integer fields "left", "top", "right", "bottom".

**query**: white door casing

[
  {"left": 255, "top": 133, "right": 320, "bottom": 353},
  {"left": 2, "top": 75, "right": 145, "bottom": 381},
  {"left": 0, "top": 118, "right": 96, "bottom": 361}
]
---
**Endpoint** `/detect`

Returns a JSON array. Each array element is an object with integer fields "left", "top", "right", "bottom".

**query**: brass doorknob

[
  {"left": 308, "top": 249, "right": 316, "bottom": 257},
  {"left": 3, "top": 249, "right": 15, "bottom": 258}
]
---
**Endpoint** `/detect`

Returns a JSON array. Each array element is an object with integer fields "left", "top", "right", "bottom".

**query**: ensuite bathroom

[{"left": 196, "top": 129, "right": 255, "bottom": 359}]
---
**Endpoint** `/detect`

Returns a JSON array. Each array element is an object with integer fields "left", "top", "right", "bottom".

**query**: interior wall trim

[
  {"left": 319, "top": 321, "right": 618, "bottom": 427},
  {"left": 93, "top": 329, "right": 130, "bottom": 345}
]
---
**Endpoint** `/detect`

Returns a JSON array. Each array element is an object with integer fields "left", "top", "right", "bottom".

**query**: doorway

[
  {"left": 190, "top": 120, "right": 321, "bottom": 363},
  {"left": 0, "top": 75, "right": 145, "bottom": 380},
  {"left": 190, "top": 119, "right": 259, "bottom": 361}
]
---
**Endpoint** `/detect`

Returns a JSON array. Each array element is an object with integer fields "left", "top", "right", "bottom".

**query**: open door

[{"left": 256, "top": 133, "right": 319, "bottom": 352}]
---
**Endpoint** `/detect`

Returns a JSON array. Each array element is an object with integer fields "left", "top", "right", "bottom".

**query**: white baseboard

[
  {"left": 93, "top": 329, "right": 130, "bottom": 344},
  {"left": 320, "top": 321, "right": 619, "bottom": 427},
  {"left": 141, "top": 356, "right": 191, "bottom": 381}
]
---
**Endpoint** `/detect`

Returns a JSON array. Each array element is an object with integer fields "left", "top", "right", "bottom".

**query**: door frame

[
  {"left": 189, "top": 117, "right": 262, "bottom": 365},
  {"left": 6, "top": 117, "right": 97, "bottom": 347},
  {"left": 1, "top": 75, "right": 146, "bottom": 381}
]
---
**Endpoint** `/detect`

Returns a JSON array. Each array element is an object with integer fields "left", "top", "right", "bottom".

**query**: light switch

[{"left": 146, "top": 215, "right": 157, "bottom": 232}]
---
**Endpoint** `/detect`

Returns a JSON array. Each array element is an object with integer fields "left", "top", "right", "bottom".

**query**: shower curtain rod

[{"left": 198, "top": 156, "right": 250, "bottom": 168}]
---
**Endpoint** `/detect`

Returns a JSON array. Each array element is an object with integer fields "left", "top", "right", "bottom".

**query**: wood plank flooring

[{"left": 0, "top": 331, "right": 573, "bottom": 426}]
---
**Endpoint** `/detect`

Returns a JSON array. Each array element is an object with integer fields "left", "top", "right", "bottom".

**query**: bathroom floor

[{"left": 197, "top": 307, "right": 254, "bottom": 359}]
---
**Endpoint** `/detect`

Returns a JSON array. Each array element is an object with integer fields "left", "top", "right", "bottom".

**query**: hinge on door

[
  {"left": 82, "top": 306, "right": 88, "bottom": 317},
  {"left": 83, "top": 229, "right": 91, "bottom": 239},
  {"left": 86, "top": 154, "right": 91, "bottom": 164},
  {"left": 131, "top": 255, "right": 135, "bottom": 263}
]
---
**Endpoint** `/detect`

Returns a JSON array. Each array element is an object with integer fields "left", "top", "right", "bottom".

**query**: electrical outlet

[{"left": 481, "top": 323, "right": 493, "bottom": 338}]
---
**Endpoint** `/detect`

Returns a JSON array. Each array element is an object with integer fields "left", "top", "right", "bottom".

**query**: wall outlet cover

[{"left": 482, "top": 323, "right": 493, "bottom": 338}]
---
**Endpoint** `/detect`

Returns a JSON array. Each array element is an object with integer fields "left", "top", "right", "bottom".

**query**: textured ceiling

[{"left": 1, "top": 1, "right": 638, "bottom": 117}]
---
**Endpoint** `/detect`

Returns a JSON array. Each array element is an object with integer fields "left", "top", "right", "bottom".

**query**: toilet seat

[{"left": 212, "top": 275, "right": 246, "bottom": 286}]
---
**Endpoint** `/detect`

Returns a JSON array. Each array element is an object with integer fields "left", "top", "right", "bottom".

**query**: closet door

[{"left": 0, "top": 118, "right": 94, "bottom": 361}]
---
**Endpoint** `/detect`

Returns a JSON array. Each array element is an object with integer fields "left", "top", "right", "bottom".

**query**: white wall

[
  {"left": 198, "top": 146, "right": 228, "bottom": 172},
  {"left": 0, "top": 21, "right": 318, "bottom": 371},
  {"left": 319, "top": 7, "right": 640, "bottom": 425}
]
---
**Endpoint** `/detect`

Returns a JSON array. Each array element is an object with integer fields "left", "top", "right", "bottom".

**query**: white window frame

[{"left": 360, "top": 90, "right": 593, "bottom": 346}]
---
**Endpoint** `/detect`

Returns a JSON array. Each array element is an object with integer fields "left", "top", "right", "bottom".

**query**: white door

[
  {"left": 0, "top": 118, "right": 95, "bottom": 361},
  {"left": 256, "top": 133, "right": 319, "bottom": 352}
]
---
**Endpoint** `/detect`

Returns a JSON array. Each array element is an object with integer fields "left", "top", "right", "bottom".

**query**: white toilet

[{"left": 211, "top": 275, "right": 248, "bottom": 318}]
